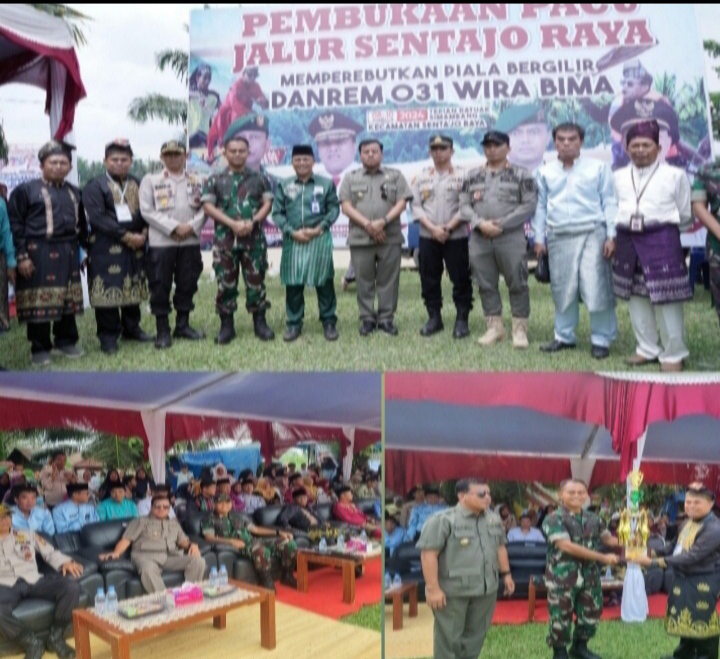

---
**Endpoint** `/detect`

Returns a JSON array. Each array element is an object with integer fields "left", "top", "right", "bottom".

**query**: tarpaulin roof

[{"left": 0, "top": 372, "right": 381, "bottom": 484}]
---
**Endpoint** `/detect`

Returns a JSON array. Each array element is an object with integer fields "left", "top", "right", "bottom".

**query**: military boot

[
  {"left": 512, "top": 317, "right": 529, "bottom": 349},
  {"left": 46, "top": 626, "right": 76, "bottom": 659},
  {"left": 478, "top": 316, "right": 505, "bottom": 346},
  {"left": 215, "top": 314, "right": 236, "bottom": 345},
  {"left": 174, "top": 312, "right": 205, "bottom": 341},
  {"left": 18, "top": 632, "right": 44, "bottom": 659},
  {"left": 281, "top": 567, "right": 297, "bottom": 588},
  {"left": 253, "top": 311, "right": 275, "bottom": 341},
  {"left": 553, "top": 646, "right": 570, "bottom": 659},
  {"left": 154, "top": 315, "right": 172, "bottom": 350},
  {"left": 420, "top": 309, "right": 443, "bottom": 337},
  {"left": 453, "top": 310, "right": 470, "bottom": 339},
  {"left": 569, "top": 641, "right": 602, "bottom": 659}
]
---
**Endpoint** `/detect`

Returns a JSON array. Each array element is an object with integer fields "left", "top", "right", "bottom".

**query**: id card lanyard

[
  {"left": 630, "top": 163, "right": 660, "bottom": 232},
  {"left": 107, "top": 173, "right": 132, "bottom": 222}
]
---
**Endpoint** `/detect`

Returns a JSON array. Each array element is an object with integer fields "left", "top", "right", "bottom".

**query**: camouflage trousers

[
  {"left": 710, "top": 249, "right": 720, "bottom": 329},
  {"left": 243, "top": 537, "right": 297, "bottom": 577},
  {"left": 546, "top": 569, "right": 602, "bottom": 647},
  {"left": 213, "top": 225, "right": 270, "bottom": 316}
]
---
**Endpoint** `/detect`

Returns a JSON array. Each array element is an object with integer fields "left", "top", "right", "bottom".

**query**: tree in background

[
  {"left": 76, "top": 157, "right": 163, "bottom": 188},
  {"left": 704, "top": 40, "right": 720, "bottom": 141}
]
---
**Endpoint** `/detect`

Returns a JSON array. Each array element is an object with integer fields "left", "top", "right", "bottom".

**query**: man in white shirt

[
  {"left": 174, "top": 464, "right": 191, "bottom": 490},
  {"left": 507, "top": 513, "right": 546, "bottom": 544},
  {"left": 612, "top": 119, "right": 693, "bottom": 372}
]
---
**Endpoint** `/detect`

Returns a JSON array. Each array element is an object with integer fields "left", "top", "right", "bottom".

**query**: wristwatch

[{"left": 383, "top": 216, "right": 389, "bottom": 228}]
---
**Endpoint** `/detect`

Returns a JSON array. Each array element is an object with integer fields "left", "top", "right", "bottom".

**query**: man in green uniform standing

[
  {"left": 417, "top": 478, "right": 515, "bottom": 659},
  {"left": 542, "top": 480, "right": 620, "bottom": 659},
  {"left": 202, "top": 117, "right": 275, "bottom": 345},
  {"left": 339, "top": 140, "right": 412, "bottom": 337},
  {"left": 272, "top": 145, "right": 340, "bottom": 342},
  {"left": 201, "top": 494, "right": 297, "bottom": 591}
]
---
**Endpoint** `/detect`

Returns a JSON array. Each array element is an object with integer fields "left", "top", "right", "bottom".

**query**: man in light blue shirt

[
  {"left": 407, "top": 487, "right": 447, "bottom": 541},
  {"left": 11, "top": 484, "right": 55, "bottom": 536},
  {"left": 533, "top": 123, "right": 618, "bottom": 360},
  {"left": 385, "top": 512, "right": 409, "bottom": 557},
  {"left": 52, "top": 483, "right": 99, "bottom": 534},
  {"left": 507, "top": 512, "right": 546, "bottom": 544}
]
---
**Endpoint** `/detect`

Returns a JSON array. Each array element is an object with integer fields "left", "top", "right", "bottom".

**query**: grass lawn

[
  {"left": 410, "top": 619, "right": 677, "bottom": 659},
  {"left": 341, "top": 603, "right": 382, "bottom": 633},
  {"left": 3, "top": 268, "right": 719, "bottom": 372}
]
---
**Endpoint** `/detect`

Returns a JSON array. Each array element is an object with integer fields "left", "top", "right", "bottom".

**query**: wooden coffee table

[
  {"left": 384, "top": 582, "right": 418, "bottom": 631},
  {"left": 72, "top": 581, "right": 275, "bottom": 659},
  {"left": 528, "top": 577, "right": 624, "bottom": 622},
  {"left": 296, "top": 548, "right": 380, "bottom": 604}
]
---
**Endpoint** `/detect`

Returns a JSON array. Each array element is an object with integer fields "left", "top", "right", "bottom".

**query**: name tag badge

[
  {"left": 630, "top": 212, "right": 645, "bottom": 234},
  {"left": 311, "top": 201, "right": 321, "bottom": 214},
  {"left": 116, "top": 204, "right": 132, "bottom": 223},
  {"left": 314, "top": 186, "right": 324, "bottom": 196},
  {"left": 460, "top": 538, "right": 469, "bottom": 547}
]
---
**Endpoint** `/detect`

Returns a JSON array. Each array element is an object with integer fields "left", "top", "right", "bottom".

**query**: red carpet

[
  {"left": 275, "top": 557, "right": 382, "bottom": 620},
  {"left": 492, "top": 594, "right": 670, "bottom": 625}
]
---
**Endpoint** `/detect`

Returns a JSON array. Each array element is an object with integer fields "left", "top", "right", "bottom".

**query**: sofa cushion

[
  {"left": 254, "top": 506, "right": 281, "bottom": 529},
  {"left": 81, "top": 519, "right": 133, "bottom": 550},
  {"left": 55, "top": 531, "right": 83, "bottom": 555}
]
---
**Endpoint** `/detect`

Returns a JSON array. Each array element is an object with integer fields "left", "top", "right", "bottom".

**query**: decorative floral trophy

[{"left": 618, "top": 470, "right": 650, "bottom": 561}]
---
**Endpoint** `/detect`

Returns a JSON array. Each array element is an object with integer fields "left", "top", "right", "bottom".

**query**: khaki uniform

[
  {"left": 338, "top": 167, "right": 412, "bottom": 324},
  {"left": 460, "top": 164, "right": 537, "bottom": 319},
  {"left": 417, "top": 505, "right": 505, "bottom": 659},
  {"left": 123, "top": 517, "right": 206, "bottom": 593},
  {"left": 411, "top": 167, "right": 472, "bottom": 316}
]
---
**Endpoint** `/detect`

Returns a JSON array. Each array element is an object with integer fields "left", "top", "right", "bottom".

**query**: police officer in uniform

[
  {"left": 411, "top": 136, "right": 473, "bottom": 339},
  {"left": 542, "top": 480, "right": 620, "bottom": 659},
  {"left": 339, "top": 139, "right": 413, "bottom": 336},
  {"left": 100, "top": 493, "right": 205, "bottom": 594},
  {"left": 418, "top": 479, "right": 515, "bottom": 659},
  {"left": 139, "top": 135, "right": 207, "bottom": 350},
  {"left": 0, "top": 504, "right": 82, "bottom": 659},
  {"left": 460, "top": 131, "right": 538, "bottom": 349}
]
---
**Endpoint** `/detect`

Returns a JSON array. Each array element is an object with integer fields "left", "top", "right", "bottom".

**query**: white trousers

[{"left": 628, "top": 297, "right": 689, "bottom": 364}]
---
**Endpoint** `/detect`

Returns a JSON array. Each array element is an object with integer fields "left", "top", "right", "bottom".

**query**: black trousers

[
  {"left": 673, "top": 636, "right": 719, "bottom": 659},
  {"left": 147, "top": 246, "right": 203, "bottom": 318},
  {"left": 0, "top": 576, "right": 80, "bottom": 641},
  {"left": 26, "top": 315, "right": 79, "bottom": 355},
  {"left": 419, "top": 236, "right": 473, "bottom": 314},
  {"left": 95, "top": 306, "right": 141, "bottom": 348}
]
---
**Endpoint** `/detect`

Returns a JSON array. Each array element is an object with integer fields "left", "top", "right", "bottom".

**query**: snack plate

[
  {"left": 117, "top": 602, "right": 166, "bottom": 620},
  {"left": 202, "top": 584, "right": 237, "bottom": 599}
]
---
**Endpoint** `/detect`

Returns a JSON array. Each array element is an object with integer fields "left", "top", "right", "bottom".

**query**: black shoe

[
  {"left": 540, "top": 339, "right": 577, "bottom": 353},
  {"left": 378, "top": 321, "right": 399, "bottom": 336},
  {"left": 253, "top": 311, "right": 275, "bottom": 342},
  {"left": 123, "top": 327, "right": 154, "bottom": 343},
  {"left": 100, "top": 342, "right": 119, "bottom": 355},
  {"left": 420, "top": 312, "right": 443, "bottom": 337},
  {"left": 174, "top": 313, "right": 205, "bottom": 341},
  {"left": 453, "top": 316, "right": 470, "bottom": 340},
  {"left": 215, "top": 314, "right": 236, "bottom": 345},
  {"left": 46, "top": 626, "right": 75, "bottom": 659},
  {"left": 323, "top": 324, "right": 339, "bottom": 342},
  {"left": 18, "top": 632, "right": 45, "bottom": 659},
  {"left": 553, "top": 647, "right": 570, "bottom": 659},
  {"left": 569, "top": 641, "right": 602, "bottom": 659},
  {"left": 283, "top": 326, "right": 302, "bottom": 343},
  {"left": 260, "top": 573, "right": 276, "bottom": 592},
  {"left": 359, "top": 320, "right": 376, "bottom": 337},
  {"left": 591, "top": 345, "right": 610, "bottom": 360},
  {"left": 155, "top": 316, "right": 172, "bottom": 350},
  {"left": 281, "top": 569, "right": 297, "bottom": 589}
]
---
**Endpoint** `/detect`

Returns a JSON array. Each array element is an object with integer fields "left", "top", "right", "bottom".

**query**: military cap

[
  {"left": 292, "top": 487, "right": 308, "bottom": 499},
  {"left": 105, "top": 138, "right": 134, "bottom": 158},
  {"left": 429, "top": 134, "right": 453, "bottom": 148},
  {"left": 292, "top": 144, "right": 315, "bottom": 158},
  {"left": 481, "top": 130, "right": 510, "bottom": 146},
  {"left": 66, "top": 483, "right": 89, "bottom": 496},
  {"left": 214, "top": 494, "right": 231, "bottom": 504},
  {"left": 224, "top": 113, "right": 269, "bottom": 147},
  {"left": 0, "top": 505, "right": 10, "bottom": 518},
  {"left": 610, "top": 99, "right": 679, "bottom": 144},
  {"left": 200, "top": 476, "right": 216, "bottom": 488},
  {"left": 308, "top": 112, "right": 363, "bottom": 142},
  {"left": 494, "top": 103, "right": 547, "bottom": 134},
  {"left": 216, "top": 477, "right": 231, "bottom": 486},
  {"left": 38, "top": 140, "right": 75, "bottom": 164},
  {"left": 161, "top": 134, "right": 187, "bottom": 155}
]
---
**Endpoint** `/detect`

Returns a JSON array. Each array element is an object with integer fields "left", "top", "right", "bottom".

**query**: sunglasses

[{"left": 475, "top": 490, "right": 491, "bottom": 498}]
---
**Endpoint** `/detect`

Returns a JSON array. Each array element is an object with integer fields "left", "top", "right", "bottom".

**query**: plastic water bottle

[
  {"left": 94, "top": 588, "right": 106, "bottom": 615},
  {"left": 106, "top": 586, "right": 118, "bottom": 615},
  {"left": 605, "top": 566, "right": 612, "bottom": 580},
  {"left": 219, "top": 565, "right": 229, "bottom": 587},
  {"left": 319, "top": 537, "right": 328, "bottom": 553},
  {"left": 384, "top": 572, "right": 392, "bottom": 591},
  {"left": 393, "top": 574, "right": 402, "bottom": 589},
  {"left": 337, "top": 533, "right": 345, "bottom": 550},
  {"left": 360, "top": 530, "right": 368, "bottom": 544},
  {"left": 165, "top": 590, "right": 175, "bottom": 613},
  {"left": 209, "top": 566, "right": 219, "bottom": 588}
]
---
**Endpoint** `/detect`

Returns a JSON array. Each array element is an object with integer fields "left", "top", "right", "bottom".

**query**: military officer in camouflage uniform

[
  {"left": 339, "top": 139, "right": 413, "bottom": 337},
  {"left": 201, "top": 494, "right": 297, "bottom": 591},
  {"left": 272, "top": 145, "right": 340, "bottom": 342},
  {"left": 100, "top": 494, "right": 206, "bottom": 594},
  {"left": 418, "top": 479, "right": 515, "bottom": 659},
  {"left": 411, "top": 135, "right": 473, "bottom": 339},
  {"left": 542, "top": 480, "right": 620, "bottom": 659},
  {"left": 201, "top": 116, "right": 275, "bottom": 345},
  {"left": 460, "top": 130, "right": 538, "bottom": 349}
]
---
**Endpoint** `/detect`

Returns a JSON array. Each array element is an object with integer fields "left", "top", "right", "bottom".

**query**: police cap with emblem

[
  {"left": 224, "top": 112, "right": 269, "bottom": 146},
  {"left": 309, "top": 112, "right": 364, "bottom": 143},
  {"left": 481, "top": 130, "right": 510, "bottom": 146},
  {"left": 429, "top": 135, "right": 453, "bottom": 149},
  {"left": 161, "top": 134, "right": 187, "bottom": 155},
  {"left": 494, "top": 102, "right": 548, "bottom": 135},
  {"left": 38, "top": 140, "right": 75, "bottom": 164}
]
